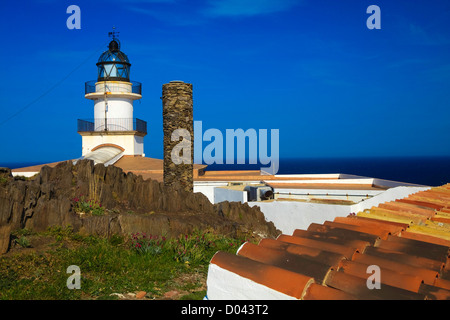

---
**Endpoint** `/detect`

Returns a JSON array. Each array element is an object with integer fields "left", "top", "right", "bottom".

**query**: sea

[
  {"left": 1, "top": 156, "right": 449, "bottom": 187},
  {"left": 204, "top": 156, "right": 450, "bottom": 187}
]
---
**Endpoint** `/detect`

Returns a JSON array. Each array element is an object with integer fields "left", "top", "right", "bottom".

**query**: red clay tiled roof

[
  {"left": 11, "top": 156, "right": 207, "bottom": 183},
  {"left": 11, "top": 160, "right": 72, "bottom": 172},
  {"left": 208, "top": 184, "right": 450, "bottom": 300}
]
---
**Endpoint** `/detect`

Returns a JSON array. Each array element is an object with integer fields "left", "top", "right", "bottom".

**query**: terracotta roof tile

[
  {"left": 399, "top": 231, "right": 450, "bottom": 247},
  {"left": 276, "top": 234, "right": 359, "bottom": 259},
  {"left": 396, "top": 198, "right": 444, "bottom": 211},
  {"left": 366, "top": 207, "right": 429, "bottom": 224},
  {"left": 258, "top": 238, "right": 346, "bottom": 267},
  {"left": 324, "top": 270, "right": 426, "bottom": 300},
  {"left": 337, "top": 259, "right": 424, "bottom": 293},
  {"left": 302, "top": 283, "right": 357, "bottom": 300},
  {"left": 11, "top": 160, "right": 72, "bottom": 172},
  {"left": 306, "top": 223, "right": 382, "bottom": 245},
  {"left": 333, "top": 216, "right": 406, "bottom": 235},
  {"left": 206, "top": 184, "right": 450, "bottom": 300},
  {"left": 417, "top": 284, "right": 450, "bottom": 300},
  {"left": 440, "top": 269, "right": 450, "bottom": 281},
  {"left": 237, "top": 242, "right": 334, "bottom": 285},
  {"left": 351, "top": 251, "right": 439, "bottom": 286},
  {"left": 353, "top": 215, "right": 411, "bottom": 230},
  {"left": 378, "top": 201, "right": 436, "bottom": 219},
  {"left": 210, "top": 251, "right": 315, "bottom": 299},
  {"left": 11, "top": 156, "right": 208, "bottom": 183},
  {"left": 431, "top": 216, "right": 450, "bottom": 224},
  {"left": 376, "top": 236, "right": 449, "bottom": 262},
  {"left": 434, "top": 278, "right": 450, "bottom": 291},
  {"left": 323, "top": 220, "right": 391, "bottom": 239},
  {"left": 362, "top": 246, "right": 445, "bottom": 272},
  {"left": 292, "top": 229, "right": 371, "bottom": 251},
  {"left": 407, "top": 224, "right": 450, "bottom": 241}
]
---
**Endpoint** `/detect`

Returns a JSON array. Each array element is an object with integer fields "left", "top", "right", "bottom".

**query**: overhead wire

[{"left": 0, "top": 41, "right": 108, "bottom": 127}]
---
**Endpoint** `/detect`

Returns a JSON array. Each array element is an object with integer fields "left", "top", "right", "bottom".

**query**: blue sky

[{"left": 0, "top": 0, "right": 449, "bottom": 165}]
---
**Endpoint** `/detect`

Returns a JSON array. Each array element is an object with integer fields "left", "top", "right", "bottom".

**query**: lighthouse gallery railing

[
  {"left": 85, "top": 80, "right": 142, "bottom": 95},
  {"left": 77, "top": 118, "right": 147, "bottom": 135}
]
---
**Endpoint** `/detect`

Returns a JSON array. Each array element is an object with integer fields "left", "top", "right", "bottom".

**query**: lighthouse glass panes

[{"left": 96, "top": 41, "right": 131, "bottom": 82}]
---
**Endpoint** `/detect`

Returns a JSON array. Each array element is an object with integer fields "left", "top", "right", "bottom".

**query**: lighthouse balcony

[
  {"left": 84, "top": 80, "right": 142, "bottom": 97},
  {"left": 77, "top": 118, "right": 147, "bottom": 135}
]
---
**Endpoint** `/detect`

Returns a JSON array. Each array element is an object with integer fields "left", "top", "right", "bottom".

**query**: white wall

[
  {"left": 274, "top": 187, "right": 383, "bottom": 197},
  {"left": 194, "top": 182, "right": 228, "bottom": 204},
  {"left": 372, "top": 178, "right": 424, "bottom": 188},
  {"left": 249, "top": 200, "right": 351, "bottom": 234},
  {"left": 11, "top": 172, "right": 38, "bottom": 178},
  {"left": 274, "top": 173, "right": 341, "bottom": 179},
  {"left": 134, "top": 135, "right": 144, "bottom": 156},
  {"left": 350, "top": 186, "right": 430, "bottom": 213},
  {"left": 206, "top": 263, "right": 297, "bottom": 300},
  {"left": 214, "top": 188, "right": 248, "bottom": 204},
  {"left": 81, "top": 133, "right": 144, "bottom": 156},
  {"left": 95, "top": 81, "right": 132, "bottom": 94},
  {"left": 94, "top": 98, "right": 134, "bottom": 125},
  {"left": 248, "top": 186, "right": 430, "bottom": 234}
]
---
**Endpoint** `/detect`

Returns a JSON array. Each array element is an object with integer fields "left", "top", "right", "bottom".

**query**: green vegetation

[
  {"left": 14, "top": 236, "right": 31, "bottom": 248},
  {"left": 71, "top": 195, "right": 105, "bottom": 216},
  {"left": 0, "top": 226, "right": 249, "bottom": 300},
  {"left": 11, "top": 228, "right": 32, "bottom": 248}
]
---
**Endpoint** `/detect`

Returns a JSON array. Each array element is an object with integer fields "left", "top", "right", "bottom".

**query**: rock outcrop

[{"left": 0, "top": 160, "right": 279, "bottom": 254}]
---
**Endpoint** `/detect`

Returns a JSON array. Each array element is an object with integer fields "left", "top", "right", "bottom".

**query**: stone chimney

[{"left": 162, "top": 81, "right": 194, "bottom": 192}]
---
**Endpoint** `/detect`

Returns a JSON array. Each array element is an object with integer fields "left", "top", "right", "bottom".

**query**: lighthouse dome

[{"left": 96, "top": 39, "right": 131, "bottom": 82}]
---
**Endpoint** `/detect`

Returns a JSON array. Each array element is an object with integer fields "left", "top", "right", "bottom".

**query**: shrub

[
  {"left": 15, "top": 236, "right": 31, "bottom": 248},
  {"left": 130, "top": 233, "right": 167, "bottom": 255},
  {"left": 72, "top": 195, "right": 105, "bottom": 216}
]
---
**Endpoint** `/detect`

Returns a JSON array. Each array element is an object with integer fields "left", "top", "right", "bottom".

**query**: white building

[
  {"left": 193, "top": 171, "right": 429, "bottom": 234},
  {"left": 77, "top": 34, "right": 147, "bottom": 163}
]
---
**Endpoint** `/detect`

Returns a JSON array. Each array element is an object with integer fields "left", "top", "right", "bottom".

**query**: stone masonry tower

[{"left": 162, "top": 81, "right": 194, "bottom": 192}]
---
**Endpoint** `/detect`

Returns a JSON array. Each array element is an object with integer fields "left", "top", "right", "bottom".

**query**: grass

[{"left": 0, "top": 226, "right": 250, "bottom": 300}]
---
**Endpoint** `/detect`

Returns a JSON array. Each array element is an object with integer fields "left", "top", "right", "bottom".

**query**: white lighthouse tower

[{"left": 77, "top": 32, "right": 146, "bottom": 164}]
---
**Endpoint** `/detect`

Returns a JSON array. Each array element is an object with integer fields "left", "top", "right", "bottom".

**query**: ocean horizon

[
  {"left": 1, "top": 156, "right": 449, "bottom": 187},
  {"left": 206, "top": 156, "right": 450, "bottom": 187}
]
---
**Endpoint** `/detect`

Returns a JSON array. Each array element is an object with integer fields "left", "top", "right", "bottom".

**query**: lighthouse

[{"left": 77, "top": 32, "right": 147, "bottom": 165}]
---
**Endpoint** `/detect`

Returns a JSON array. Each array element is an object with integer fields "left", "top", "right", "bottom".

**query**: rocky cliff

[{"left": 0, "top": 160, "right": 279, "bottom": 254}]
